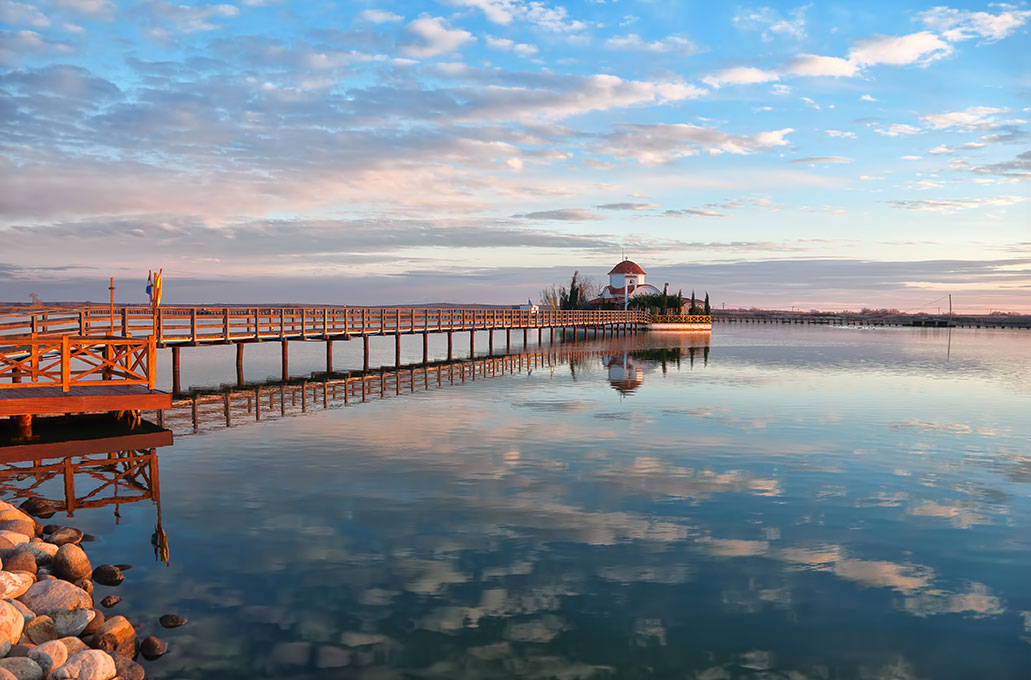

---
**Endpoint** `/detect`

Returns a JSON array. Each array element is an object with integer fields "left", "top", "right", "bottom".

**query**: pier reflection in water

[
  {"left": 0, "top": 417, "right": 171, "bottom": 563},
  {"left": 2, "top": 327, "right": 1029, "bottom": 679}
]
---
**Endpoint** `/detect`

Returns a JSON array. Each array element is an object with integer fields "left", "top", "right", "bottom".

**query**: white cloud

[
  {"left": 143, "top": 2, "right": 239, "bottom": 34},
  {"left": 596, "top": 123, "right": 792, "bottom": 165},
  {"left": 485, "top": 35, "right": 538, "bottom": 57},
  {"left": 732, "top": 5, "right": 807, "bottom": 41},
  {"left": 52, "top": 0, "right": 112, "bottom": 17},
  {"left": 0, "top": 0, "right": 50, "bottom": 28},
  {"left": 849, "top": 31, "right": 952, "bottom": 67},
  {"left": 790, "top": 156, "right": 853, "bottom": 164},
  {"left": 902, "top": 155, "right": 922, "bottom": 160},
  {"left": 785, "top": 53, "right": 859, "bottom": 77},
  {"left": 826, "top": 130, "right": 856, "bottom": 139},
  {"left": 401, "top": 17, "right": 475, "bottom": 58},
  {"left": 918, "top": 6, "right": 1031, "bottom": 42},
  {"left": 357, "top": 9, "right": 403, "bottom": 23},
  {"left": 449, "top": 0, "right": 586, "bottom": 32},
  {"left": 928, "top": 145, "right": 952, "bottom": 155},
  {"left": 702, "top": 66, "right": 779, "bottom": 88},
  {"left": 860, "top": 94, "right": 877, "bottom": 102},
  {"left": 889, "top": 195, "right": 1028, "bottom": 213},
  {"left": 918, "top": 106, "right": 1006, "bottom": 130},
  {"left": 0, "top": 29, "right": 74, "bottom": 64},
  {"left": 770, "top": 84, "right": 791, "bottom": 95},
  {"left": 605, "top": 34, "right": 700, "bottom": 55},
  {"left": 875, "top": 123, "right": 922, "bottom": 137},
  {"left": 801, "top": 96, "right": 820, "bottom": 109},
  {"left": 457, "top": 75, "right": 706, "bottom": 122}
]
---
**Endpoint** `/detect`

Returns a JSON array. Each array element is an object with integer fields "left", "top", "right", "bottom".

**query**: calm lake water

[{"left": 6, "top": 325, "right": 1031, "bottom": 678}]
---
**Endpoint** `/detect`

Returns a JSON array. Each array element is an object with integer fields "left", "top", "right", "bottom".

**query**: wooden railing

[
  {"left": 650, "top": 314, "right": 712, "bottom": 324},
  {"left": 0, "top": 335, "right": 157, "bottom": 391},
  {"left": 0, "top": 306, "right": 650, "bottom": 346}
]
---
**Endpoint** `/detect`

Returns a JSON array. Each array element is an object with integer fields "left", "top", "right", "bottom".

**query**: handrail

[
  {"left": 0, "top": 335, "right": 157, "bottom": 391},
  {"left": 0, "top": 306, "right": 652, "bottom": 346},
  {"left": 650, "top": 314, "right": 712, "bottom": 324}
]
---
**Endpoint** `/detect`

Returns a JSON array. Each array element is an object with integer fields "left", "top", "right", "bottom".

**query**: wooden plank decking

[{"left": 0, "top": 385, "right": 171, "bottom": 417}]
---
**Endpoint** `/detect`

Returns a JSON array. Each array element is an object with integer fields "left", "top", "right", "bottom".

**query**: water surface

[{"left": 7, "top": 325, "right": 1030, "bottom": 678}]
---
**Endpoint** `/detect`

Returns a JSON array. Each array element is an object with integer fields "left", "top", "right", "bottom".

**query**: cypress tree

[{"left": 704, "top": 292, "right": 711, "bottom": 315}]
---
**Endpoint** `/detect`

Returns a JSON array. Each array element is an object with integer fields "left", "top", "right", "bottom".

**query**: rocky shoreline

[{"left": 0, "top": 498, "right": 178, "bottom": 680}]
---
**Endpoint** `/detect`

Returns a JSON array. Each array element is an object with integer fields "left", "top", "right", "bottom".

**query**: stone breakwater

[{"left": 0, "top": 499, "right": 178, "bottom": 680}]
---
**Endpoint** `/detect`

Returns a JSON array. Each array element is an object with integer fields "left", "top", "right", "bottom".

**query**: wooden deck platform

[{"left": 0, "top": 385, "right": 171, "bottom": 417}]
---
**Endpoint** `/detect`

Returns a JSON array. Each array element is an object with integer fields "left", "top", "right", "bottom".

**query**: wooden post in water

[
  {"left": 469, "top": 330, "right": 475, "bottom": 357},
  {"left": 363, "top": 335, "right": 370, "bottom": 371},
  {"left": 171, "top": 346, "right": 181, "bottom": 395},
  {"left": 395, "top": 334, "right": 401, "bottom": 368},
  {"left": 538, "top": 328, "right": 542, "bottom": 345},
  {"left": 236, "top": 343, "right": 245, "bottom": 386},
  {"left": 506, "top": 328, "right": 511, "bottom": 352},
  {"left": 422, "top": 333, "right": 429, "bottom": 364},
  {"left": 281, "top": 340, "right": 289, "bottom": 381},
  {"left": 523, "top": 328, "right": 527, "bottom": 348},
  {"left": 489, "top": 329, "right": 494, "bottom": 355},
  {"left": 326, "top": 340, "right": 333, "bottom": 373},
  {"left": 447, "top": 331, "right": 453, "bottom": 360}
]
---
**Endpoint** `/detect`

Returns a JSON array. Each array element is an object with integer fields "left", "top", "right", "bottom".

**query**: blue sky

[{"left": 1, "top": 0, "right": 1029, "bottom": 310}]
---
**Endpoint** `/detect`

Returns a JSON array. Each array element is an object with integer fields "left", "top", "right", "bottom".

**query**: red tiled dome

[{"left": 608, "top": 260, "right": 646, "bottom": 275}]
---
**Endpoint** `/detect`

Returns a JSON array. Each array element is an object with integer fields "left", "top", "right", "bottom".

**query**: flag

[
  {"left": 146, "top": 271, "right": 153, "bottom": 298},
  {"left": 152, "top": 270, "right": 163, "bottom": 307}
]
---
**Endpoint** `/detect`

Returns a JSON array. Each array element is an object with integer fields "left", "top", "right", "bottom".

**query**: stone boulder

[
  {"left": 49, "top": 650, "right": 115, "bottom": 680},
  {"left": 1, "top": 552, "right": 36, "bottom": 576},
  {"left": 52, "top": 545, "right": 91, "bottom": 582},
  {"left": 81, "top": 610, "right": 104, "bottom": 637},
  {"left": 99, "top": 596, "right": 119, "bottom": 609},
  {"left": 4, "top": 599, "right": 34, "bottom": 624},
  {"left": 108, "top": 651, "right": 144, "bottom": 680},
  {"left": 0, "top": 600, "right": 26, "bottom": 654},
  {"left": 0, "top": 668, "right": 14, "bottom": 680},
  {"left": 158, "top": 613, "right": 187, "bottom": 628},
  {"left": 16, "top": 500, "right": 54, "bottom": 520},
  {"left": 52, "top": 609, "right": 94, "bottom": 638},
  {"left": 27, "top": 639, "right": 66, "bottom": 675},
  {"left": 13, "top": 544, "right": 56, "bottom": 568},
  {"left": 57, "top": 637, "right": 89, "bottom": 657},
  {"left": 45, "top": 529, "right": 82, "bottom": 547},
  {"left": 90, "top": 566, "right": 122, "bottom": 587},
  {"left": 0, "top": 533, "right": 27, "bottom": 548},
  {"left": 140, "top": 634, "right": 167, "bottom": 659},
  {"left": 21, "top": 616, "right": 56, "bottom": 645},
  {"left": 0, "top": 573, "right": 33, "bottom": 600},
  {"left": 0, "top": 522, "right": 34, "bottom": 540},
  {"left": 17, "top": 580, "right": 92, "bottom": 616},
  {"left": 94, "top": 616, "right": 135, "bottom": 658},
  {"left": 0, "top": 657, "right": 42, "bottom": 680}
]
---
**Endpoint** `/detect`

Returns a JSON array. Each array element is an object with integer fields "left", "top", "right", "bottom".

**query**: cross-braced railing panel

[{"left": 0, "top": 335, "right": 157, "bottom": 391}]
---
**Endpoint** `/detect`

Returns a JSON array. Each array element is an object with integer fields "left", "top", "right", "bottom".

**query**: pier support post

[
  {"left": 489, "top": 329, "right": 494, "bottom": 355},
  {"left": 550, "top": 327, "right": 554, "bottom": 344},
  {"left": 447, "top": 332, "right": 453, "bottom": 360},
  {"left": 470, "top": 330, "right": 475, "bottom": 357},
  {"left": 236, "top": 343, "right": 245, "bottom": 386},
  {"left": 13, "top": 415, "right": 33, "bottom": 441},
  {"left": 395, "top": 334, "right": 401, "bottom": 368},
  {"left": 363, "top": 335, "right": 370, "bottom": 371},
  {"left": 422, "top": 333, "right": 429, "bottom": 364},
  {"left": 326, "top": 340, "right": 333, "bottom": 373},
  {"left": 538, "top": 328, "right": 542, "bottom": 345},
  {"left": 281, "top": 340, "right": 289, "bottom": 381},
  {"left": 171, "top": 346, "right": 181, "bottom": 395},
  {"left": 506, "top": 328, "right": 511, "bottom": 352},
  {"left": 523, "top": 328, "right": 528, "bottom": 348}
]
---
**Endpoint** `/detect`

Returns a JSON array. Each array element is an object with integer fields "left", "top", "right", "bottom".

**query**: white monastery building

[{"left": 589, "top": 260, "right": 663, "bottom": 308}]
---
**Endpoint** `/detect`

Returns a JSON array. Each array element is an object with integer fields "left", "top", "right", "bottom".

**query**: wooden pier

[{"left": 1, "top": 307, "right": 650, "bottom": 413}]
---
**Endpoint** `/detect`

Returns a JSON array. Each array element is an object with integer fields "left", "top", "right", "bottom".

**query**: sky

[{"left": 1, "top": 0, "right": 1029, "bottom": 312}]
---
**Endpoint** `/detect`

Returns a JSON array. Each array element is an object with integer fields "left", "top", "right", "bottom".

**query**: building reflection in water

[
  {"left": 605, "top": 333, "right": 711, "bottom": 395},
  {"left": 0, "top": 415, "right": 171, "bottom": 563}
]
